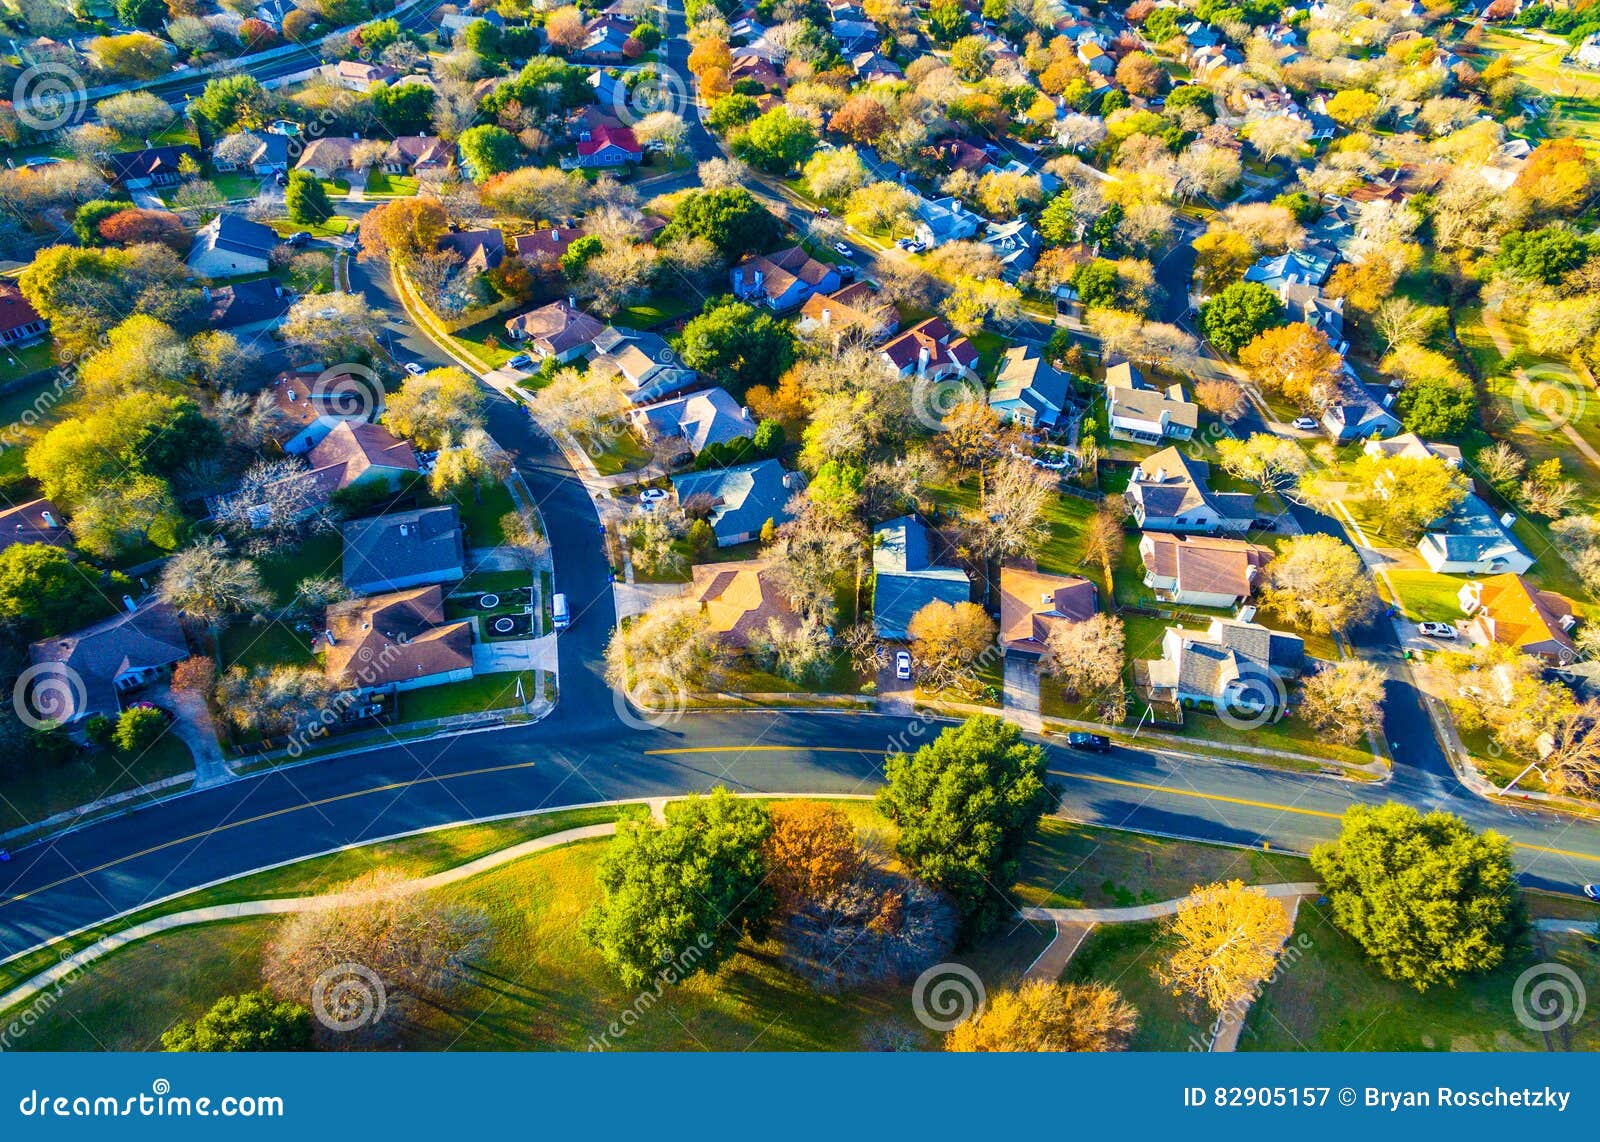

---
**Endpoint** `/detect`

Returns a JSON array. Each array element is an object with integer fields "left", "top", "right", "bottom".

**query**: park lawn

[
  {"left": 397, "top": 670, "right": 538, "bottom": 722},
  {"left": 1242, "top": 900, "right": 1600, "bottom": 1051},
  {"left": 364, "top": 170, "right": 419, "bottom": 196},
  {"left": 1014, "top": 818, "right": 1314, "bottom": 911},
  {"left": 1064, "top": 920, "right": 1213, "bottom": 1050},
  {"left": 1385, "top": 568, "right": 1469, "bottom": 622},
  {"left": 0, "top": 734, "right": 194, "bottom": 835}
]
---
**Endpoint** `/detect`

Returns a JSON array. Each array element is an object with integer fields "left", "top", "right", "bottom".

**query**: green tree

[
  {"left": 1073, "top": 259, "right": 1120, "bottom": 310},
  {"left": 0, "top": 544, "right": 124, "bottom": 638},
  {"left": 371, "top": 82, "right": 435, "bottom": 134},
  {"left": 1037, "top": 191, "right": 1077, "bottom": 246},
  {"left": 876, "top": 715, "right": 1055, "bottom": 937},
  {"left": 162, "top": 990, "right": 314, "bottom": 1051},
  {"left": 188, "top": 74, "right": 271, "bottom": 136},
  {"left": 284, "top": 170, "right": 331, "bottom": 225},
  {"left": 658, "top": 187, "right": 781, "bottom": 255},
  {"left": 1395, "top": 376, "right": 1476, "bottom": 438},
  {"left": 113, "top": 705, "right": 167, "bottom": 752},
  {"left": 733, "top": 107, "right": 816, "bottom": 173},
  {"left": 1311, "top": 804, "right": 1520, "bottom": 992},
  {"left": 115, "top": 0, "right": 165, "bottom": 28},
  {"left": 1494, "top": 224, "right": 1593, "bottom": 286},
  {"left": 457, "top": 124, "right": 521, "bottom": 182},
  {"left": 1199, "top": 280, "right": 1285, "bottom": 354},
  {"left": 582, "top": 789, "right": 775, "bottom": 989},
  {"left": 675, "top": 296, "right": 794, "bottom": 393},
  {"left": 72, "top": 199, "right": 131, "bottom": 245},
  {"left": 707, "top": 93, "right": 761, "bottom": 134},
  {"left": 929, "top": 0, "right": 969, "bottom": 43}
]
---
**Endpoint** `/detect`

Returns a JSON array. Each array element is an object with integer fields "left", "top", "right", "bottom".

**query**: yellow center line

[
  {"left": 1049, "top": 770, "right": 1345, "bottom": 821},
  {"left": 643, "top": 746, "right": 887, "bottom": 756},
  {"left": 0, "top": 759, "right": 544, "bottom": 909}
]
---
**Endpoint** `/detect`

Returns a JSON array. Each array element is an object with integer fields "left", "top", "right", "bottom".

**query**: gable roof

[
  {"left": 1128, "top": 446, "right": 1254, "bottom": 522},
  {"left": 871, "top": 515, "right": 972, "bottom": 640},
  {"left": 0, "top": 282, "right": 44, "bottom": 336},
  {"left": 512, "top": 227, "right": 587, "bottom": 263},
  {"left": 671, "top": 459, "right": 799, "bottom": 541},
  {"left": 438, "top": 227, "right": 506, "bottom": 273},
  {"left": 106, "top": 145, "right": 199, "bottom": 184},
  {"left": 629, "top": 387, "right": 756, "bottom": 454},
  {"left": 1138, "top": 532, "right": 1270, "bottom": 599},
  {"left": 204, "top": 278, "right": 290, "bottom": 329},
  {"left": 880, "top": 317, "right": 978, "bottom": 373},
  {"left": 998, "top": 562, "right": 1097, "bottom": 653},
  {"left": 28, "top": 599, "right": 188, "bottom": 721},
  {"left": 306, "top": 421, "right": 419, "bottom": 495},
  {"left": 1420, "top": 493, "right": 1529, "bottom": 567},
  {"left": 504, "top": 298, "right": 605, "bottom": 353},
  {"left": 0, "top": 497, "right": 69, "bottom": 554},
  {"left": 342, "top": 505, "right": 464, "bottom": 593},
  {"left": 577, "top": 123, "right": 641, "bottom": 157},
  {"left": 191, "top": 213, "right": 279, "bottom": 262},
  {"left": 1464, "top": 574, "right": 1577, "bottom": 661},
  {"left": 690, "top": 559, "right": 799, "bottom": 647},
  {"left": 322, "top": 585, "right": 473, "bottom": 688}
]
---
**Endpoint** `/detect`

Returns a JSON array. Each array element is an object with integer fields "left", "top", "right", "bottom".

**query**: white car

[
  {"left": 402, "top": 361, "right": 425, "bottom": 376},
  {"left": 834, "top": 242, "right": 854, "bottom": 258},
  {"left": 1291, "top": 416, "right": 1320, "bottom": 431},
  {"left": 894, "top": 651, "right": 912, "bottom": 681},
  {"left": 1584, "top": 884, "right": 1600, "bottom": 900},
  {"left": 1419, "top": 622, "right": 1457, "bottom": 639},
  {"left": 639, "top": 488, "right": 668, "bottom": 506}
]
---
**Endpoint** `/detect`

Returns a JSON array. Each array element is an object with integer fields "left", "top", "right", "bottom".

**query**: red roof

[
  {"left": 0, "top": 283, "right": 43, "bottom": 336},
  {"left": 577, "top": 124, "right": 641, "bottom": 157}
]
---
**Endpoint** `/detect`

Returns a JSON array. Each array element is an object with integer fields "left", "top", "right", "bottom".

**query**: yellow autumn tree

[
  {"left": 1155, "top": 880, "right": 1295, "bottom": 1017},
  {"left": 946, "top": 980, "right": 1137, "bottom": 1052}
]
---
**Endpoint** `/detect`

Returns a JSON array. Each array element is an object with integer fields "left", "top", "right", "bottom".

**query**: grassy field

[
  {"left": 1384, "top": 569, "right": 1469, "bottom": 622},
  {"left": 0, "top": 734, "right": 194, "bottom": 834},
  {"left": 1467, "top": 30, "right": 1600, "bottom": 153},
  {"left": 364, "top": 170, "right": 419, "bottom": 197},
  {"left": 1064, "top": 920, "right": 1213, "bottom": 1050},
  {"left": 397, "top": 670, "right": 539, "bottom": 721}
]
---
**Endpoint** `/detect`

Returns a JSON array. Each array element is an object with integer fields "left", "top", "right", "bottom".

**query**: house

[
  {"left": 512, "top": 227, "right": 587, "bottom": 268},
  {"left": 269, "top": 370, "right": 375, "bottom": 455},
  {"left": 982, "top": 218, "right": 1042, "bottom": 280},
  {"left": 852, "top": 50, "right": 903, "bottom": 81},
  {"left": 1243, "top": 250, "right": 1334, "bottom": 290},
  {"left": 441, "top": 9, "right": 502, "bottom": 37},
  {"left": 795, "top": 282, "right": 898, "bottom": 343},
  {"left": 1320, "top": 376, "right": 1401, "bottom": 441},
  {"left": 211, "top": 130, "right": 290, "bottom": 175},
  {"left": 576, "top": 123, "right": 643, "bottom": 168},
  {"left": 871, "top": 515, "right": 972, "bottom": 641},
  {"left": 504, "top": 299, "right": 605, "bottom": 361},
  {"left": 1362, "top": 432, "right": 1462, "bottom": 467},
  {"left": 1138, "top": 533, "right": 1271, "bottom": 608},
  {"left": 1077, "top": 40, "right": 1114, "bottom": 73},
  {"left": 330, "top": 59, "right": 396, "bottom": 89},
  {"left": 342, "top": 505, "right": 466, "bottom": 594},
  {"left": 438, "top": 227, "right": 506, "bottom": 273},
  {"left": 0, "top": 283, "right": 48, "bottom": 348},
  {"left": 578, "top": 15, "right": 635, "bottom": 62},
  {"left": 1127, "top": 446, "right": 1255, "bottom": 534},
  {"left": 201, "top": 279, "right": 291, "bottom": 334},
  {"left": 880, "top": 318, "right": 979, "bottom": 381},
  {"left": 670, "top": 459, "right": 801, "bottom": 547},
  {"left": 689, "top": 560, "right": 800, "bottom": 648},
  {"left": 27, "top": 599, "right": 189, "bottom": 724},
  {"left": 629, "top": 388, "right": 757, "bottom": 458},
  {"left": 305, "top": 421, "right": 419, "bottom": 498},
  {"left": 1140, "top": 616, "right": 1304, "bottom": 711},
  {"left": 1417, "top": 493, "right": 1534, "bottom": 576},
  {"left": 1459, "top": 574, "right": 1578, "bottom": 666},
  {"left": 0, "top": 497, "right": 69, "bottom": 555},
  {"left": 382, "top": 135, "right": 451, "bottom": 174},
  {"left": 106, "top": 145, "right": 199, "bottom": 189},
  {"left": 590, "top": 326, "right": 700, "bottom": 403},
  {"left": 295, "top": 137, "right": 362, "bottom": 178},
  {"left": 1278, "top": 281, "right": 1345, "bottom": 346},
  {"left": 187, "top": 213, "right": 279, "bottom": 279},
  {"left": 998, "top": 561, "right": 1097, "bottom": 655},
  {"left": 730, "top": 53, "right": 787, "bottom": 90},
  {"left": 989, "top": 344, "right": 1072, "bottom": 432},
  {"left": 1107, "top": 374, "right": 1199, "bottom": 443},
  {"left": 913, "top": 195, "right": 983, "bottom": 248},
  {"left": 832, "top": 17, "right": 879, "bottom": 52},
  {"left": 730, "top": 247, "right": 843, "bottom": 312},
  {"left": 933, "top": 137, "right": 989, "bottom": 174},
  {"left": 322, "top": 586, "right": 474, "bottom": 695}
]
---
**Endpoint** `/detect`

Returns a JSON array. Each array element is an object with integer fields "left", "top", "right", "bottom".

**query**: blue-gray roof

[
  {"left": 871, "top": 515, "right": 971, "bottom": 639},
  {"left": 671, "top": 459, "right": 797, "bottom": 542}
]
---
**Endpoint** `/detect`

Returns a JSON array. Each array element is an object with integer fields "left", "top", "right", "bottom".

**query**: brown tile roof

[
  {"left": 880, "top": 317, "right": 978, "bottom": 372},
  {"left": 504, "top": 298, "right": 605, "bottom": 354},
  {"left": 1466, "top": 573, "right": 1577, "bottom": 663},
  {"left": 305, "top": 421, "right": 418, "bottom": 495},
  {"left": 511, "top": 226, "right": 587, "bottom": 264},
  {"left": 690, "top": 559, "right": 799, "bottom": 648},
  {"left": 28, "top": 599, "right": 188, "bottom": 721},
  {"left": 321, "top": 585, "right": 473, "bottom": 688},
  {"left": 998, "top": 562, "right": 1098, "bottom": 653},
  {"left": 268, "top": 370, "right": 368, "bottom": 431},
  {"left": 1138, "top": 533, "right": 1271, "bottom": 600},
  {"left": 0, "top": 282, "right": 44, "bottom": 336}
]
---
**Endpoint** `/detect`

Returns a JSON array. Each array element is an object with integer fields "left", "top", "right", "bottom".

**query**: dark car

[
  {"left": 1066, "top": 732, "right": 1111, "bottom": 752},
  {"left": 1251, "top": 518, "right": 1278, "bottom": 532}
]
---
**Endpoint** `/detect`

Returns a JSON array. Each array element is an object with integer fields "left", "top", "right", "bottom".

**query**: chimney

[
  {"left": 917, "top": 344, "right": 930, "bottom": 375},
  {"left": 1499, "top": 512, "right": 1516, "bottom": 528},
  {"left": 41, "top": 510, "right": 55, "bottom": 529}
]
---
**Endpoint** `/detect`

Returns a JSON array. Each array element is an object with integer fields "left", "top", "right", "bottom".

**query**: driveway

[
  {"left": 1002, "top": 653, "right": 1042, "bottom": 733},
  {"left": 473, "top": 633, "right": 556, "bottom": 676}
]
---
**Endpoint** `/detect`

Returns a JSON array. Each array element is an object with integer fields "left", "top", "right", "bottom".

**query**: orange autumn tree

[{"left": 1238, "top": 321, "right": 1342, "bottom": 410}]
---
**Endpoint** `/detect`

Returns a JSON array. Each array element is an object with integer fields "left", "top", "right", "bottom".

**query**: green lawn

[
  {"left": 397, "top": 670, "right": 538, "bottom": 722},
  {"left": 429, "top": 479, "right": 516, "bottom": 547},
  {"left": 0, "top": 341, "right": 55, "bottom": 384},
  {"left": 0, "top": 734, "right": 193, "bottom": 834},
  {"left": 1064, "top": 920, "right": 1214, "bottom": 1050},
  {"left": 364, "top": 169, "right": 419, "bottom": 196},
  {"left": 1385, "top": 569, "right": 1469, "bottom": 623},
  {"left": 265, "top": 215, "right": 351, "bottom": 238},
  {"left": 589, "top": 428, "right": 654, "bottom": 477},
  {"left": 218, "top": 618, "right": 318, "bottom": 672},
  {"left": 613, "top": 292, "right": 696, "bottom": 329},
  {"left": 253, "top": 532, "right": 344, "bottom": 604},
  {"left": 447, "top": 315, "right": 519, "bottom": 370},
  {"left": 208, "top": 172, "right": 261, "bottom": 201}
]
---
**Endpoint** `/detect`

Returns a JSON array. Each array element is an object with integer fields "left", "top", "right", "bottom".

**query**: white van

[{"left": 552, "top": 592, "right": 571, "bottom": 631}]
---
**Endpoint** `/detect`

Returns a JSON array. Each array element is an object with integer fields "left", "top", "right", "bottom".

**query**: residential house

[
  {"left": 853, "top": 50, "right": 903, "bottom": 81},
  {"left": 989, "top": 343, "right": 1073, "bottom": 432},
  {"left": 504, "top": 299, "right": 605, "bottom": 362},
  {"left": 629, "top": 388, "right": 757, "bottom": 459},
  {"left": 576, "top": 123, "right": 644, "bottom": 168},
  {"left": 1126, "top": 446, "right": 1256, "bottom": 534},
  {"left": 0, "top": 498, "right": 69, "bottom": 555},
  {"left": 330, "top": 59, "right": 397, "bottom": 89},
  {"left": 1278, "top": 280, "right": 1345, "bottom": 347},
  {"left": 1138, "top": 533, "right": 1271, "bottom": 608},
  {"left": 441, "top": 9, "right": 502, "bottom": 37},
  {"left": 590, "top": 326, "right": 700, "bottom": 403},
  {"left": 670, "top": 459, "right": 801, "bottom": 547},
  {"left": 998, "top": 561, "right": 1097, "bottom": 656},
  {"left": 795, "top": 282, "right": 898, "bottom": 343},
  {"left": 1140, "top": 616, "right": 1304, "bottom": 712},
  {"left": 186, "top": 213, "right": 279, "bottom": 279},
  {"left": 1362, "top": 431, "right": 1463, "bottom": 467},
  {"left": 381, "top": 135, "right": 451, "bottom": 175},
  {"left": 322, "top": 586, "right": 474, "bottom": 695},
  {"left": 0, "top": 283, "right": 48, "bottom": 348},
  {"left": 1243, "top": 250, "right": 1334, "bottom": 290},
  {"left": 343, "top": 505, "right": 466, "bottom": 594},
  {"left": 1459, "top": 574, "right": 1578, "bottom": 666},
  {"left": 729, "top": 53, "right": 786, "bottom": 90},
  {"left": 438, "top": 227, "right": 506, "bottom": 274},
  {"left": 1077, "top": 40, "right": 1114, "bottom": 73},
  {"left": 106, "top": 145, "right": 199, "bottom": 189},
  {"left": 933, "top": 137, "right": 989, "bottom": 174},
  {"left": 880, "top": 318, "right": 979, "bottom": 381},
  {"left": 211, "top": 130, "right": 290, "bottom": 175},
  {"left": 982, "top": 218, "right": 1042, "bottom": 280},
  {"left": 1417, "top": 493, "right": 1534, "bottom": 576},
  {"left": 269, "top": 369, "right": 374, "bottom": 455},
  {"left": 202, "top": 279, "right": 291, "bottom": 334},
  {"left": 730, "top": 247, "right": 843, "bottom": 312},
  {"left": 871, "top": 515, "right": 972, "bottom": 641},
  {"left": 1106, "top": 369, "right": 1199, "bottom": 443},
  {"left": 578, "top": 15, "right": 635, "bottom": 63},
  {"left": 27, "top": 599, "right": 189, "bottom": 724},
  {"left": 512, "top": 227, "right": 586, "bottom": 269},
  {"left": 295, "top": 137, "right": 361, "bottom": 179},
  {"left": 305, "top": 421, "right": 419, "bottom": 498},
  {"left": 689, "top": 560, "right": 801, "bottom": 648},
  {"left": 913, "top": 195, "right": 983, "bottom": 248},
  {"left": 831, "top": 17, "right": 879, "bottom": 52},
  {"left": 1320, "top": 375, "right": 1401, "bottom": 441}
]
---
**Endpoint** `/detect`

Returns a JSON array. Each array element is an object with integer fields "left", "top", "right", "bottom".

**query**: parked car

[
  {"left": 1584, "top": 884, "right": 1600, "bottom": 900},
  {"left": 639, "top": 488, "right": 669, "bottom": 505},
  {"left": 1291, "top": 416, "right": 1320, "bottom": 431},
  {"left": 815, "top": 207, "right": 830, "bottom": 217},
  {"left": 274, "top": 172, "right": 287, "bottom": 187},
  {"left": 1419, "top": 622, "right": 1457, "bottom": 639},
  {"left": 894, "top": 650, "right": 912, "bottom": 681},
  {"left": 287, "top": 231, "right": 311, "bottom": 247},
  {"left": 402, "top": 361, "right": 426, "bottom": 376},
  {"left": 1067, "top": 732, "right": 1111, "bottom": 752},
  {"left": 506, "top": 354, "right": 533, "bottom": 371},
  {"left": 834, "top": 242, "right": 854, "bottom": 258},
  {"left": 552, "top": 592, "right": 571, "bottom": 632}
]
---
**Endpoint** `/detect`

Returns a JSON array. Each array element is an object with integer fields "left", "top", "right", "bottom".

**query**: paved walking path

[
  {"left": 1022, "top": 920, "right": 1094, "bottom": 983},
  {"left": 1018, "top": 882, "right": 1320, "bottom": 925},
  {"left": 0, "top": 822, "right": 620, "bottom": 1017},
  {"left": 1534, "top": 916, "right": 1600, "bottom": 934}
]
